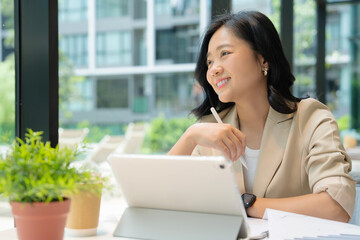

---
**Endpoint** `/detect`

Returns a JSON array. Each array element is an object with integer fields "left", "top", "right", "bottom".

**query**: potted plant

[{"left": 0, "top": 130, "right": 103, "bottom": 240}]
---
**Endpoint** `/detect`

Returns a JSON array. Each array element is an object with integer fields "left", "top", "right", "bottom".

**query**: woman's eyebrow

[{"left": 206, "top": 44, "right": 234, "bottom": 58}]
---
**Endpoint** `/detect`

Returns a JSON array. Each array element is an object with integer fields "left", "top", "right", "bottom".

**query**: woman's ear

[
  {"left": 263, "top": 60, "right": 269, "bottom": 69},
  {"left": 257, "top": 54, "right": 269, "bottom": 69},
  {"left": 257, "top": 54, "right": 269, "bottom": 76}
]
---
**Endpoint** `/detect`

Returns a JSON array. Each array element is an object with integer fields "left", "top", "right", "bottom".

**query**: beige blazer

[{"left": 192, "top": 98, "right": 356, "bottom": 217}]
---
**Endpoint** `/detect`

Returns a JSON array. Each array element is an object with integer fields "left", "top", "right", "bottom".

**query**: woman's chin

[{"left": 218, "top": 94, "right": 231, "bottom": 103}]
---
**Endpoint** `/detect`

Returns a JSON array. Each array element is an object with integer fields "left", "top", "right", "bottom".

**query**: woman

[{"left": 168, "top": 11, "right": 355, "bottom": 222}]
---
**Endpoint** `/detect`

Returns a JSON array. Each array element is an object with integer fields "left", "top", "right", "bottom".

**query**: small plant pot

[
  {"left": 11, "top": 199, "right": 71, "bottom": 240},
  {"left": 65, "top": 184, "right": 102, "bottom": 237}
]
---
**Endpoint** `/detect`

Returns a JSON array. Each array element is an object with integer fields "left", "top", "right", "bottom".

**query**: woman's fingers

[
  {"left": 218, "top": 140, "right": 231, "bottom": 160},
  {"left": 228, "top": 130, "right": 245, "bottom": 160},
  {"left": 191, "top": 123, "right": 246, "bottom": 160},
  {"left": 215, "top": 124, "right": 245, "bottom": 161},
  {"left": 232, "top": 128, "right": 246, "bottom": 155},
  {"left": 220, "top": 137, "right": 237, "bottom": 160}
]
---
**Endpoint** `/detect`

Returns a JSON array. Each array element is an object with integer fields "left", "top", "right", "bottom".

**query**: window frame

[{"left": 15, "top": 0, "right": 59, "bottom": 146}]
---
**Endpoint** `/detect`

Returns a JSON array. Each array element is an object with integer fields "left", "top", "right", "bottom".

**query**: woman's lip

[
  {"left": 216, "top": 77, "right": 230, "bottom": 89},
  {"left": 215, "top": 77, "right": 230, "bottom": 85}
]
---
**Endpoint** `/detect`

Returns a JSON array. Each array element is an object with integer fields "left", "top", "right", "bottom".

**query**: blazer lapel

[{"left": 253, "top": 107, "right": 294, "bottom": 197}]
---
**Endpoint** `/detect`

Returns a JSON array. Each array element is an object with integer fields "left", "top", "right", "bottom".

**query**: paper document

[
  {"left": 247, "top": 217, "right": 269, "bottom": 239},
  {"left": 264, "top": 209, "right": 360, "bottom": 240}
]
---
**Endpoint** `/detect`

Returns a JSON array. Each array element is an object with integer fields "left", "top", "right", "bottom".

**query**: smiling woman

[
  {"left": 168, "top": 10, "right": 356, "bottom": 223},
  {"left": 206, "top": 27, "right": 268, "bottom": 104}
]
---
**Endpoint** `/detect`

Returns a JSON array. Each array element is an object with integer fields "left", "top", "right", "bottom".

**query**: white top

[{"left": 243, "top": 146, "right": 260, "bottom": 193}]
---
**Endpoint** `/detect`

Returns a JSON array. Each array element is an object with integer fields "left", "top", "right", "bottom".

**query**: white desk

[
  {"left": 0, "top": 195, "right": 269, "bottom": 240},
  {"left": 3, "top": 195, "right": 359, "bottom": 239}
]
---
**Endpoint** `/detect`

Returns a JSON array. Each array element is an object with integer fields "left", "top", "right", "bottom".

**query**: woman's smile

[{"left": 216, "top": 77, "right": 231, "bottom": 89}]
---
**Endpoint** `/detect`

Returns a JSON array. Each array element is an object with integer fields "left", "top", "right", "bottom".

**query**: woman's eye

[
  {"left": 221, "top": 51, "right": 230, "bottom": 57},
  {"left": 207, "top": 60, "right": 213, "bottom": 66}
]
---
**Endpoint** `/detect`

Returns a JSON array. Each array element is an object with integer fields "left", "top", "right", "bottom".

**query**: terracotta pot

[
  {"left": 11, "top": 199, "right": 71, "bottom": 240},
  {"left": 65, "top": 185, "right": 102, "bottom": 236}
]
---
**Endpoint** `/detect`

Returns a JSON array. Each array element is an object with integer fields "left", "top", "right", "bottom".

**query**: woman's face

[{"left": 206, "top": 26, "right": 267, "bottom": 103}]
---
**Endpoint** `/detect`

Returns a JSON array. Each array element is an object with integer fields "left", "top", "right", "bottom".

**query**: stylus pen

[{"left": 210, "top": 107, "right": 248, "bottom": 169}]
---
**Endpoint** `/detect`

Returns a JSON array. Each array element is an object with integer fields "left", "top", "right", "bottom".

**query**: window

[
  {"left": 155, "top": 73, "right": 195, "bottom": 111},
  {"left": 96, "top": 0, "right": 129, "bottom": 19},
  {"left": 155, "top": 0, "right": 172, "bottom": 16},
  {"left": 156, "top": 29, "right": 173, "bottom": 60},
  {"left": 59, "top": 0, "right": 88, "bottom": 22},
  {"left": 63, "top": 78, "right": 93, "bottom": 112},
  {"left": 134, "top": 29, "right": 147, "bottom": 66},
  {"left": 292, "top": 0, "right": 316, "bottom": 99},
  {"left": 59, "top": 34, "right": 88, "bottom": 67},
  {"left": 96, "top": 31, "right": 132, "bottom": 66},
  {"left": 0, "top": 0, "right": 15, "bottom": 230},
  {"left": 156, "top": 25, "right": 199, "bottom": 64},
  {"left": 0, "top": 0, "right": 15, "bottom": 147},
  {"left": 97, "top": 79, "right": 129, "bottom": 108},
  {"left": 133, "top": 75, "right": 148, "bottom": 113},
  {"left": 325, "top": 3, "right": 360, "bottom": 130},
  {"left": 233, "top": 0, "right": 280, "bottom": 26},
  {"left": 57, "top": 0, "right": 201, "bottom": 148},
  {"left": 134, "top": 0, "right": 147, "bottom": 19},
  {"left": 155, "top": 0, "right": 199, "bottom": 16}
]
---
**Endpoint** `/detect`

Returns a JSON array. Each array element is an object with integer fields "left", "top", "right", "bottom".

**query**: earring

[{"left": 263, "top": 67, "right": 268, "bottom": 76}]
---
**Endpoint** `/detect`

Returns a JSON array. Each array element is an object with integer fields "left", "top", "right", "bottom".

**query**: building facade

[{"left": 58, "top": 0, "right": 209, "bottom": 125}]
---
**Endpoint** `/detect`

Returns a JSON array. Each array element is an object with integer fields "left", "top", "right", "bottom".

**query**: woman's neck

[
  {"left": 235, "top": 96, "right": 269, "bottom": 130},
  {"left": 235, "top": 94, "right": 269, "bottom": 149}
]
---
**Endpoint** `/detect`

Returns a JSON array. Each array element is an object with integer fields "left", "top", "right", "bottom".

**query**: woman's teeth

[{"left": 216, "top": 78, "right": 230, "bottom": 88}]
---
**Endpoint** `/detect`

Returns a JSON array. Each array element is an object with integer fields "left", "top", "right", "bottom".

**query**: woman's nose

[{"left": 209, "top": 63, "right": 223, "bottom": 77}]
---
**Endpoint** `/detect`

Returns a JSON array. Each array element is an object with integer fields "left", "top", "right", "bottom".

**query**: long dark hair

[{"left": 191, "top": 11, "right": 301, "bottom": 118}]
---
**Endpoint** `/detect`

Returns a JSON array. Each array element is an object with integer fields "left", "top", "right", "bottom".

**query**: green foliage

[
  {"left": 293, "top": 0, "right": 316, "bottom": 60},
  {"left": 0, "top": 54, "right": 15, "bottom": 136},
  {"left": 269, "top": 0, "right": 281, "bottom": 32},
  {"left": 142, "top": 115, "right": 196, "bottom": 154},
  {"left": 337, "top": 115, "right": 349, "bottom": 131},
  {"left": 61, "top": 120, "right": 127, "bottom": 143},
  {"left": 296, "top": 74, "right": 313, "bottom": 87},
  {"left": 1, "top": 0, "right": 14, "bottom": 48},
  {"left": 0, "top": 125, "right": 14, "bottom": 144},
  {"left": 59, "top": 51, "right": 86, "bottom": 113},
  {"left": 0, "top": 130, "right": 103, "bottom": 203},
  {"left": 269, "top": 0, "right": 316, "bottom": 62}
]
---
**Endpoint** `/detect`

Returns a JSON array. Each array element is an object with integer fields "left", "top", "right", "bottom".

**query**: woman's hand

[{"left": 168, "top": 123, "right": 246, "bottom": 162}]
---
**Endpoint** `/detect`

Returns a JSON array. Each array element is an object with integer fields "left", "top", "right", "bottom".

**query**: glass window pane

[
  {"left": 155, "top": 0, "right": 199, "bottom": 16},
  {"left": 59, "top": 0, "right": 88, "bottom": 23},
  {"left": 326, "top": 3, "right": 360, "bottom": 134},
  {"left": 0, "top": 0, "right": 15, "bottom": 145},
  {"left": 155, "top": 25, "right": 199, "bottom": 64},
  {"left": 232, "top": 0, "right": 280, "bottom": 31},
  {"left": 59, "top": 34, "right": 88, "bottom": 67},
  {"left": 0, "top": 0, "right": 15, "bottom": 231},
  {"left": 292, "top": 0, "right": 316, "bottom": 99},
  {"left": 96, "top": 31, "right": 132, "bottom": 66},
  {"left": 96, "top": 0, "right": 129, "bottom": 19},
  {"left": 97, "top": 79, "right": 128, "bottom": 108},
  {"left": 155, "top": 73, "right": 196, "bottom": 111},
  {"left": 59, "top": 0, "right": 201, "bottom": 153}
]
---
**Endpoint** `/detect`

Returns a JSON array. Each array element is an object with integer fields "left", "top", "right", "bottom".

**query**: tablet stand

[{"left": 113, "top": 207, "right": 246, "bottom": 240}]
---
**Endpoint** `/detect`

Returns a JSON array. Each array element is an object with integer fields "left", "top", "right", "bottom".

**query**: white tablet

[{"left": 108, "top": 154, "right": 248, "bottom": 218}]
